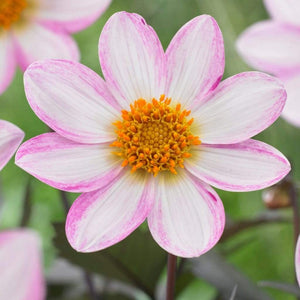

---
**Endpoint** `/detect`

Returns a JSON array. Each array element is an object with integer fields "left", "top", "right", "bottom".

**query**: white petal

[
  {"left": 66, "top": 171, "right": 154, "bottom": 252},
  {"left": 166, "top": 15, "right": 224, "bottom": 108},
  {"left": 0, "top": 33, "right": 16, "bottom": 94},
  {"left": 36, "top": 0, "right": 111, "bottom": 32},
  {"left": 148, "top": 171, "right": 225, "bottom": 257},
  {"left": 237, "top": 21, "right": 300, "bottom": 75},
  {"left": 24, "top": 59, "right": 119, "bottom": 144},
  {"left": 192, "top": 72, "right": 286, "bottom": 144},
  {"left": 264, "top": 0, "right": 300, "bottom": 26},
  {"left": 0, "top": 120, "right": 24, "bottom": 171},
  {"left": 13, "top": 23, "right": 79, "bottom": 71},
  {"left": 0, "top": 230, "right": 45, "bottom": 300},
  {"left": 185, "top": 140, "right": 290, "bottom": 192},
  {"left": 16, "top": 133, "right": 122, "bottom": 193},
  {"left": 99, "top": 12, "right": 166, "bottom": 109}
]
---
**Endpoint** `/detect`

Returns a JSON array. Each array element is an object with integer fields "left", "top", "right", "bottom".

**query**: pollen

[
  {"left": 0, "top": 0, "right": 27, "bottom": 30},
  {"left": 111, "top": 95, "right": 201, "bottom": 176}
]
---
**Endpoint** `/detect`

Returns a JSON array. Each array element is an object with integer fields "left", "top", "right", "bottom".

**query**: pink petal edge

[
  {"left": 24, "top": 59, "right": 119, "bottom": 144},
  {"left": 165, "top": 14, "right": 224, "bottom": 108},
  {"left": 15, "top": 133, "right": 123, "bottom": 193},
  {"left": 192, "top": 71, "right": 287, "bottom": 144},
  {"left": 0, "top": 229, "right": 45, "bottom": 300},
  {"left": 99, "top": 11, "right": 166, "bottom": 109},
  {"left": 36, "top": 0, "right": 112, "bottom": 33},
  {"left": 185, "top": 139, "right": 291, "bottom": 192},
  {"left": 13, "top": 23, "right": 79, "bottom": 72},
  {"left": 148, "top": 171, "right": 225, "bottom": 257},
  {"left": 0, "top": 120, "right": 24, "bottom": 171},
  {"left": 237, "top": 21, "right": 300, "bottom": 76},
  {"left": 66, "top": 172, "right": 154, "bottom": 252},
  {"left": 264, "top": 0, "right": 300, "bottom": 27}
]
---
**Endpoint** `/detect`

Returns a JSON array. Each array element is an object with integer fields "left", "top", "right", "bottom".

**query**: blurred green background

[{"left": 0, "top": 0, "right": 299, "bottom": 299}]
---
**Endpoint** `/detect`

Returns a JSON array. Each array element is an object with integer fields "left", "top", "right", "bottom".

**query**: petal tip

[
  {"left": 14, "top": 138, "right": 29, "bottom": 167},
  {"left": 148, "top": 173, "right": 225, "bottom": 258}
]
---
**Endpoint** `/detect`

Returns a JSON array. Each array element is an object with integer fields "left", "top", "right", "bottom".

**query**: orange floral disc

[
  {"left": 111, "top": 95, "right": 201, "bottom": 176},
  {"left": 0, "top": 0, "right": 27, "bottom": 29}
]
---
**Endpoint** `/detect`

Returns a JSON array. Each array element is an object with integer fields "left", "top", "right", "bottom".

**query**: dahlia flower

[
  {"left": 0, "top": 0, "right": 111, "bottom": 94},
  {"left": 0, "top": 230, "right": 45, "bottom": 300},
  {"left": 16, "top": 12, "right": 290, "bottom": 257},
  {"left": 237, "top": 0, "right": 300, "bottom": 127}
]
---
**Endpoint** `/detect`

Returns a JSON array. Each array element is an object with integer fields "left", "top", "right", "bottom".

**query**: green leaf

[
  {"left": 189, "top": 251, "right": 272, "bottom": 300},
  {"left": 54, "top": 223, "right": 166, "bottom": 298},
  {"left": 175, "top": 271, "right": 196, "bottom": 296}
]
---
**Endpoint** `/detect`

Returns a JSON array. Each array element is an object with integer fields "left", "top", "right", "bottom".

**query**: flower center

[
  {"left": 111, "top": 95, "right": 201, "bottom": 176},
  {"left": 0, "top": 0, "right": 27, "bottom": 29}
]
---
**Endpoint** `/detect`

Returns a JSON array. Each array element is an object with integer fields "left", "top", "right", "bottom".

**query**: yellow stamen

[
  {"left": 110, "top": 96, "right": 201, "bottom": 175},
  {"left": 0, "top": 0, "right": 27, "bottom": 29},
  {"left": 121, "top": 159, "right": 129, "bottom": 167}
]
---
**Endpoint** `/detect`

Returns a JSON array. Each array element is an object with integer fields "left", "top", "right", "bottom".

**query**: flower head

[
  {"left": 0, "top": 0, "right": 111, "bottom": 94},
  {"left": 111, "top": 96, "right": 201, "bottom": 175},
  {"left": 16, "top": 12, "right": 290, "bottom": 257},
  {"left": 0, "top": 229, "right": 45, "bottom": 300},
  {"left": 237, "top": 0, "right": 300, "bottom": 127}
]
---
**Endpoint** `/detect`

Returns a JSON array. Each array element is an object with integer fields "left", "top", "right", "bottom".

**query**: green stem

[{"left": 166, "top": 253, "right": 177, "bottom": 300}]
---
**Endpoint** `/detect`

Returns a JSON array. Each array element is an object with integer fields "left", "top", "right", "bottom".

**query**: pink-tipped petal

[
  {"left": 66, "top": 171, "right": 154, "bottom": 252},
  {"left": 237, "top": 21, "right": 300, "bottom": 75},
  {"left": 193, "top": 72, "right": 286, "bottom": 144},
  {"left": 99, "top": 12, "right": 166, "bottom": 109},
  {"left": 15, "top": 133, "right": 123, "bottom": 193},
  {"left": 12, "top": 23, "right": 79, "bottom": 71},
  {"left": 264, "top": 0, "right": 300, "bottom": 27},
  {"left": 24, "top": 59, "right": 119, "bottom": 144},
  {"left": 0, "top": 229, "right": 45, "bottom": 300},
  {"left": 148, "top": 171, "right": 225, "bottom": 258},
  {"left": 0, "top": 34, "right": 16, "bottom": 94},
  {"left": 0, "top": 120, "right": 24, "bottom": 171},
  {"left": 296, "top": 235, "right": 300, "bottom": 286},
  {"left": 185, "top": 139, "right": 290, "bottom": 192},
  {"left": 165, "top": 15, "right": 224, "bottom": 108},
  {"left": 36, "top": 0, "right": 112, "bottom": 33},
  {"left": 281, "top": 74, "right": 300, "bottom": 127}
]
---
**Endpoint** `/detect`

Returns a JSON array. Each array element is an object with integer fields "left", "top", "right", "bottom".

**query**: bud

[{"left": 262, "top": 179, "right": 292, "bottom": 209}]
